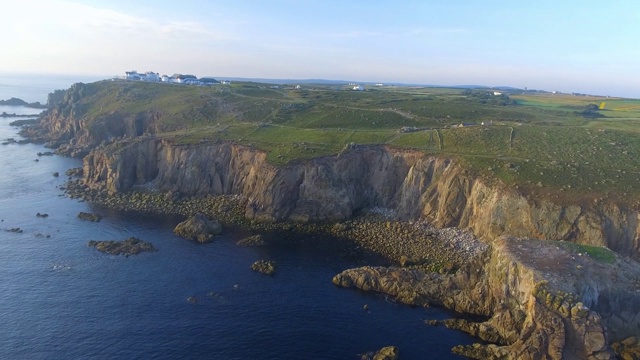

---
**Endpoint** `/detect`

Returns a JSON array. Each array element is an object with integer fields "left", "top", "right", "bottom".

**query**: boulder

[
  {"left": 251, "top": 260, "right": 277, "bottom": 275},
  {"left": 77, "top": 212, "right": 102, "bottom": 222},
  {"left": 173, "top": 213, "right": 222, "bottom": 243}
]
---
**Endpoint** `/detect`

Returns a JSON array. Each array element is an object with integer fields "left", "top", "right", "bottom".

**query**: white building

[
  {"left": 125, "top": 71, "right": 141, "bottom": 80},
  {"left": 125, "top": 71, "right": 161, "bottom": 82},
  {"left": 143, "top": 72, "right": 160, "bottom": 82},
  {"left": 353, "top": 85, "right": 365, "bottom": 91}
]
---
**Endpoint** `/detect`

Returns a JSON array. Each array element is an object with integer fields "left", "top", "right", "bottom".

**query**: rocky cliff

[
  {"left": 21, "top": 82, "right": 163, "bottom": 157},
  {"left": 333, "top": 237, "right": 640, "bottom": 359},
  {"left": 81, "top": 137, "right": 640, "bottom": 259}
]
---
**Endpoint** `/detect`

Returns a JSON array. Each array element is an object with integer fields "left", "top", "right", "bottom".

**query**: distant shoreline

[
  {"left": 0, "top": 97, "right": 46, "bottom": 109},
  {"left": 0, "top": 112, "right": 40, "bottom": 118}
]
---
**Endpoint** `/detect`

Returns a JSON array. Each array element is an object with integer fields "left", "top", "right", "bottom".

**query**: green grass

[
  {"left": 57, "top": 80, "right": 640, "bottom": 205},
  {"left": 560, "top": 242, "right": 617, "bottom": 264}
]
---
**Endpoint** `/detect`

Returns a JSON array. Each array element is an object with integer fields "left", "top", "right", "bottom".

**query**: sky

[{"left": 1, "top": 0, "right": 639, "bottom": 97}]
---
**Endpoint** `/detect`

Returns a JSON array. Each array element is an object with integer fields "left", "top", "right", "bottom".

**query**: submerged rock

[
  {"left": 36, "top": 212, "right": 49, "bottom": 218},
  {"left": 173, "top": 213, "right": 222, "bottom": 243},
  {"left": 236, "top": 234, "right": 266, "bottom": 247},
  {"left": 77, "top": 211, "right": 102, "bottom": 222},
  {"left": 251, "top": 260, "right": 276, "bottom": 275},
  {"left": 88, "top": 237, "right": 155, "bottom": 256}
]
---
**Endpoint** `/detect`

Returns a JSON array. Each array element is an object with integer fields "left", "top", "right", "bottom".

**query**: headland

[{"left": 19, "top": 79, "right": 640, "bottom": 358}]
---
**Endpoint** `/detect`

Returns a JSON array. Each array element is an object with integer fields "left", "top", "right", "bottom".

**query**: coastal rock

[
  {"left": 88, "top": 237, "right": 155, "bottom": 256},
  {"left": 36, "top": 212, "right": 49, "bottom": 218},
  {"left": 52, "top": 172, "right": 59, "bottom": 177},
  {"left": 611, "top": 336, "right": 640, "bottom": 360},
  {"left": 332, "top": 267, "right": 430, "bottom": 307},
  {"left": 65, "top": 167, "right": 83, "bottom": 177},
  {"left": 173, "top": 213, "right": 222, "bottom": 243},
  {"left": 333, "top": 237, "right": 640, "bottom": 359},
  {"left": 236, "top": 234, "right": 266, "bottom": 247},
  {"left": 251, "top": 260, "right": 276, "bottom": 275},
  {"left": 9, "top": 119, "right": 38, "bottom": 127},
  {"left": 372, "top": 346, "right": 399, "bottom": 360},
  {"left": 77, "top": 211, "right": 102, "bottom": 222}
]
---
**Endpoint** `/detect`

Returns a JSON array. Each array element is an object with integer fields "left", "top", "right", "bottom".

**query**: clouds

[{"left": 2, "top": 0, "right": 236, "bottom": 74}]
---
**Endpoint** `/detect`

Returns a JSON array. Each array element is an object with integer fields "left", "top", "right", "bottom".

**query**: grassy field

[{"left": 68, "top": 80, "right": 640, "bottom": 205}]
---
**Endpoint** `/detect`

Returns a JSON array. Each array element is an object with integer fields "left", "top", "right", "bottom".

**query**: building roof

[{"left": 199, "top": 77, "right": 219, "bottom": 83}]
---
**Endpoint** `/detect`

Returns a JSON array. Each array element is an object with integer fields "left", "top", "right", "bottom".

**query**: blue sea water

[{"left": 0, "top": 75, "right": 477, "bottom": 359}]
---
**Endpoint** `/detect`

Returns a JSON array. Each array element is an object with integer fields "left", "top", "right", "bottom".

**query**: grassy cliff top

[{"left": 58, "top": 79, "right": 640, "bottom": 206}]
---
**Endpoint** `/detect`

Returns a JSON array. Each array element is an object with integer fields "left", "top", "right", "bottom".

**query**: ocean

[{"left": 0, "top": 74, "right": 476, "bottom": 359}]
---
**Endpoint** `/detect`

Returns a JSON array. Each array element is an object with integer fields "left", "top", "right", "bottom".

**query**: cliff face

[
  {"left": 22, "top": 83, "right": 161, "bottom": 157},
  {"left": 332, "top": 237, "right": 640, "bottom": 359},
  {"left": 82, "top": 137, "right": 640, "bottom": 259}
]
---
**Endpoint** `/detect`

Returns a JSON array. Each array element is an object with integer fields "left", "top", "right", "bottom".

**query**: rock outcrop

[
  {"left": 333, "top": 237, "right": 640, "bottom": 359},
  {"left": 236, "top": 234, "right": 267, "bottom": 247},
  {"left": 88, "top": 237, "right": 155, "bottom": 256},
  {"left": 81, "top": 138, "right": 640, "bottom": 259},
  {"left": 251, "top": 260, "right": 276, "bottom": 275},
  {"left": 612, "top": 336, "right": 640, "bottom": 360},
  {"left": 77, "top": 211, "right": 102, "bottom": 222},
  {"left": 173, "top": 213, "right": 222, "bottom": 243},
  {"left": 372, "top": 346, "right": 399, "bottom": 360}
]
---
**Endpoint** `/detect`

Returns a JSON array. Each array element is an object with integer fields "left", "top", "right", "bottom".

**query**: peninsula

[{"left": 21, "top": 79, "right": 640, "bottom": 359}]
